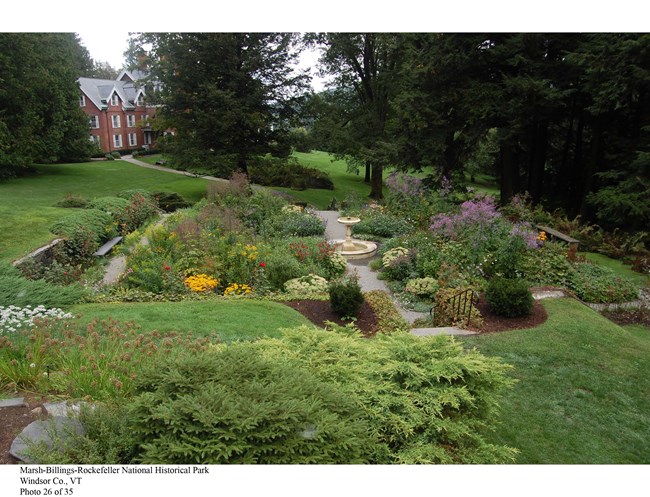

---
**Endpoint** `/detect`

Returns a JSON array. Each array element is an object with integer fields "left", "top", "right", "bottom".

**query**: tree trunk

[
  {"left": 567, "top": 110, "right": 584, "bottom": 216},
  {"left": 527, "top": 120, "right": 548, "bottom": 205},
  {"left": 369, "top": 162, "right": 383, "bottom": 199},
  {"left": 237, "top": 156, "right": 248, "bottom": 175},
  {"left": 557, "top": 98, "right": 576, "bottom": 203},
  {"left": 579, "top": 115, "right": 603, "bottom": 219},
  {"left": 499, "top": 140, "right": 519, "bottom": 205},
  {"left": 364, "top": 160, "right": 371, "bottom": 183}
]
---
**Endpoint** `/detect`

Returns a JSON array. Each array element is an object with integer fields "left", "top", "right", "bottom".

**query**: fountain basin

[
  {"left": 332, "top": 239, "right": 378, "bottom": 259},
  {"left": 334, "top": 215, "right": 377, "bottom": 259}
]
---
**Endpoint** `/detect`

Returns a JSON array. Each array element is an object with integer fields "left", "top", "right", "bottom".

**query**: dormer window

[
  {"left": 136, "top": 95, "right": 145, "bottom": 106},
  {"left": 79, "top": 94, "right": 86, "bottom": 107},
  {"left": 111, "top": 93, "right": 119, "bottom": 106}
]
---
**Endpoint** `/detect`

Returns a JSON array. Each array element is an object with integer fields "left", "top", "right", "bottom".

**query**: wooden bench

[
  {"left": 536, "top": 225, "right": 580, "bottom": 250},
  {"left": 93, "top": 236, "right": 123, "bottom": 257}
]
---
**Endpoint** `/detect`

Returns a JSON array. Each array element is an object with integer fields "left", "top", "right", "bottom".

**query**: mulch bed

[
  {"left": 601, "top": 307, "right": 650, "bottom": 327},
  {"left": 470, "top": 298, "right": 548, "bottom": 333},
  {"left": 0, "top": 394, "right": 48, "bottom": 465},
  {"left": 282, "top": 300, "right": 379, "bottom": 337},
  {"left": 284, "top": 296, "right": 549, "bottom": 336}
]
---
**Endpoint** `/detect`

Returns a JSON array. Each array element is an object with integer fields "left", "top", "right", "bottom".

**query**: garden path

[
  {"left": 100, "top": 214, "right": 170, "bottom": 286},
  {"left": 121, "top": 155, "right": 228, "bottom": 182},
  {"left": 314, "top": 210, "right": 474, "bottom": 337}
]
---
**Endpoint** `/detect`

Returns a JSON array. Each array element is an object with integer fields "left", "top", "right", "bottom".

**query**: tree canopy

[
  {"left": 0, "top": 33, "right": 95, "bottom": 179},
  {"left": 129, "top": 32, "right": 310, "bottom": 176}
]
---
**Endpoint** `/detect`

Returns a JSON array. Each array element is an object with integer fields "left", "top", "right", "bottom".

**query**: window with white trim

[
  {"left": 128, "top": 133, "right": 137, "bottom": 147},
  {"left": 79, "top": 94, "right": 86, "bottom": 107},
  {"left": 89, "top": 135, "right": 100, "bottom": 145},
  {"left": 111, "top": 93, "right": 119, "bottom": 106},
  {"left": 111, "top": 115, "right": 121, "bottom": 128},
  {"left": 113, "top": 134, "right": 122, "bottom": 148},
  {"left": 136, "top": 94, "right": 145, "bottom": 106},
  {"left": 89, "top": 115, "right": 99, "bottom": 129},
  {"left": 143, "top": 132, "right": 152, "bottom": 145},
  {"left": 127, "top": 115, "right": 136, "bottom": 127}
]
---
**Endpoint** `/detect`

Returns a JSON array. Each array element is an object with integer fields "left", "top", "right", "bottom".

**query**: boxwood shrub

[
  {"left": 329, "top": 276, "right": 364, "bottom": 318},
  {"left": 485, "top": 277, "right": 534, "bottom": 318}
]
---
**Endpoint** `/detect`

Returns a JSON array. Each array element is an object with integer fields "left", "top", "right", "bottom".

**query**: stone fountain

[{"left": 333, "top": 216, "right": 377, "bottom": 259}]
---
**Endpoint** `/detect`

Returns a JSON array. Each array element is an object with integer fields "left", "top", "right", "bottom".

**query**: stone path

[
  {"left": 100, "top": 213, "right": 171, "bottom": 286},
  {"left": 121, "top": 155, "right": 227, "bottom": 182},
  {"left": 314, "top": 210, "right": 472, "bottom": 337}
]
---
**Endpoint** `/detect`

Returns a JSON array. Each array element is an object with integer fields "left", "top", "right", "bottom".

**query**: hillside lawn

[
  {"left": 582, "top": 252, "right": 649, "bottom": 286},
  {"left": 462, "top": 298, "right": 650, "bottom": 464},
  {"left": 0, "top": 161, "right": 209, "bottom": 263},
  {"left": 70, "top": 299, "right": 314, "bottom": 343}
]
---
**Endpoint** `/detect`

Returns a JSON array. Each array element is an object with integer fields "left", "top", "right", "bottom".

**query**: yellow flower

[
  {"left": 224, "top": 282, "right": 253, "bottom": 296},
  {"left": 184, "top": 274, "right": 219, "bottom": 292}
]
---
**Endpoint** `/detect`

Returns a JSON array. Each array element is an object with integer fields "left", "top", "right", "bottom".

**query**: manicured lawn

[
  {"left": 464, "top": 172, "right": 500, "bottom": 196},
  {"left": 275, "top": 151, "right": 374, "bottom": 209},
  {"left": 462, "top": 298, "right": 650, "bottom": 463},
  {"left": 582, "top": 251, "right": 649, "bottom": 286},
  {"left": 70, "top": 299, "right": 314, "bottom": 342},
  {"left": 134, "top": 154, "right": 165, "bottom": 166},
  {"left": 0, "top": 161, "right": 209, "bottom": 263}
]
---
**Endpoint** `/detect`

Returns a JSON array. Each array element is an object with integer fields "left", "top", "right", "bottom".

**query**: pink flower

[{"left": 259, "top": 262, "right": 266, "bottom": 267}]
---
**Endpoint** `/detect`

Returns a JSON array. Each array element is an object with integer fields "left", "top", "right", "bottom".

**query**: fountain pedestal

[{"left": 334, "top": 216, "right": 377, "bottom": 260}]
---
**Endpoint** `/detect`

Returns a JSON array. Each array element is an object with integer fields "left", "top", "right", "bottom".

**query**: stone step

[
  {"left": 0, "top": 397, "right": 26, "bottom": 408},
  {"left": 411, "top": 327, "right": 478, "bottom": 337}
]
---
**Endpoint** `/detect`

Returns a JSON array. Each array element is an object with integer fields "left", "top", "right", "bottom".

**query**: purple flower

[
  {"left": 510, "top": 223, "right": 540, "bottom": 249},
  {"left": 430, "top": 195, "right": 500, "bottom": 237},
  {"left": 386, "top": 172, "right": 424, "bottom": 197}
]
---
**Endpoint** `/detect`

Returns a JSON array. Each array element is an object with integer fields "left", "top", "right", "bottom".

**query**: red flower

[
  {"left": 164, "top": 265, "right": 171, "bottom": 271},
  {"left": 259, "top": 262, "right": 266, "bottom": 267}
]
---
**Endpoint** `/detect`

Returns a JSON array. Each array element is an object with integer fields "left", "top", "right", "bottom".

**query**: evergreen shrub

[
  {"left": 128, "top": 347, "right": 374, "bottom": 464},
  {"left": 485, "top": 278, "right": 534, "bottom": 318},
  {"left": 54, "top": 193, "right": 89, "bottom": 208},
  {"left": 329, "top": 276, "right": 364, "bottom": 318},
  {"left": 50, "top": 209, "right": 113, "bottom": 262},
  {"left": 87, "top": 196, "right": 131, "bottom": 214},
  {"left": 151, "top": 191, "right": 191, "bottom": 212},
  {"left": 0, "top": 262, "right": 86, "bottom": 307}
]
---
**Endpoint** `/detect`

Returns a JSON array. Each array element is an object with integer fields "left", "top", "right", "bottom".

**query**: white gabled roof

[{"left": 78, "top": 77, "right": 138, "bottom": 110}]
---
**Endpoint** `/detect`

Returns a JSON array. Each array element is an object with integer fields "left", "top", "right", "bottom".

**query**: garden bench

[
  {"left": 155, "top": 159, "right": 166, "bottom": 165},
  {"left": 93, "top": 236, "right": 123, "bottom": 257},
  {"left": 536, "top": 225, "right": 580, "bottom": 250}
]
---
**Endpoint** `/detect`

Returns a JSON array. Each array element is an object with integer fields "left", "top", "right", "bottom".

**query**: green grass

[
  {"left": 462, "top": 298, "right": 650, "bottom": 463},
  {"left": 582, "top": 251, "right": 649, "bottom": 286},
  {"left": 0, "top": 161, "right": 209, "bottom": 263},
  {"left": 273, "top": 151, "right": 374, "bottom": 209},
  {"left": 465, "top": 172, "right": 500, "bottom": 196},
  {"left": 134, "top": 154, "right": 165, "bottom": 166},
  {"left": 70, "top": 299, "right": 314, "bottom": 342}
]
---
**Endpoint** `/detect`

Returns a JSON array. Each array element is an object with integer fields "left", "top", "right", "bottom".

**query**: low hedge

[
  {"left": 249, "top": 157, "right": 334, "bottom": 190},
  {"left": 363, "top": 290, "right": 410, "bottom": 334}
]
